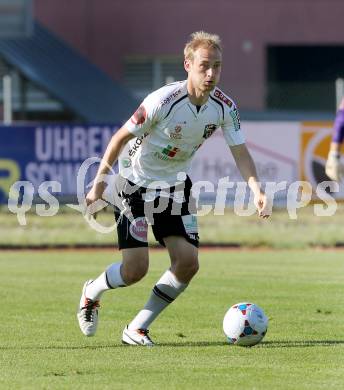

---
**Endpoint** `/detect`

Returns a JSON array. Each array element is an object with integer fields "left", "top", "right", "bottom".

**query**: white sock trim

[
  {"left": 154, "top": 269, "right": 188, "bottom": 299},
  {"left": 128, "top": 269, "right": 188, "bottom": 330},
  {"left": 106, "top": 262, "right": 126, "bottom": 288}
]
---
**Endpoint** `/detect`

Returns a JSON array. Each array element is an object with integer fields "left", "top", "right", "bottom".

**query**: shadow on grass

[
  {"left": 1, "top": 340, "right": 344, "bottom": 351},
  {"left": 156, "top": 340, "right": 344, "bottom": 348},
  {"left": 0, "top": 341, "right": 227, "bottom": 351},
  {"left": 258, "top": 340, "right": 344, "bottom": 348}
]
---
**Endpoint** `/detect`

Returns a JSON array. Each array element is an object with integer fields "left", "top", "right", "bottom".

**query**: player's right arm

[
  {"left": 86, "top": 95, "right": 160, "bottom": 210},
  {"left": 325, "top": 98, "right": 344, "bottom": 181},
  {"left": 85, "top": 126, "right": 134, "bottom": 208}
]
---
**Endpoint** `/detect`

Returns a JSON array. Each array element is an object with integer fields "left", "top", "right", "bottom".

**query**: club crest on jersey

[
  {"left": 203, "top": 124, "right": 217, "bottom": 139},
  {"left": 169, "top": 125, "right": 183, "bottom": 139},
  {"left": 131, "top": 105, "right": 147, "bottom": 125},
  {"left": 214, "top": 89, "right": 233, "bottom": 107}
]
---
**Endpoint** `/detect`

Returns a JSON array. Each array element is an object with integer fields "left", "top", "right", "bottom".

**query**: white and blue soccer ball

[{"left": 223, "top": 302, "right": 268, "bottom": 346}]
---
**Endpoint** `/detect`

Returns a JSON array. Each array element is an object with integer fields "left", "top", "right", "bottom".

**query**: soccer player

[
  {"left": 325, "top": 98, "right": 344, "bottom": 181},
  {"left": 77, "top": 31, "right": 270, "bottom": 346}
]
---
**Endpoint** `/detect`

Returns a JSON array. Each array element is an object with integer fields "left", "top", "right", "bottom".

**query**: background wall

[{"left": 34, "top": 0, "right": 344, "bottom": 110}]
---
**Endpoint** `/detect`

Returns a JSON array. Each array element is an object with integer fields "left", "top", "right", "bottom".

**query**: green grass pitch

[{"left": 1, "top": 249, "right": 344, "bottom": 389}]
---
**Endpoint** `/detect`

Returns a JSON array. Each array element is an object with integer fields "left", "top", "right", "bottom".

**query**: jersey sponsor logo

[
  {"left": 169, "top": 125, "right": 183, "bottom": 139},
  {"left": 214, "top": 89, "right": 233, "bottom": 107},
  {"left": 230, "top": 108, "right": 241, "bottom": 131},
  {"left": 153, "top": 145, "right": 180, "bottom": 161},
  {"left": 130, "top": 105, "right": 147, "bottom": 125},
  {"left": 128, "top": 132, "right": 149, "bottom": 157},
  {"left": 129, "top": 217, "right": 148, "bottom": 242},
  {"left": 161, "top": 89, "right": 182, "bottom": 107},
  {"left": 162, "top": 145, "right": 180, "bottom": 157},
  {"left": 203, "top": 124, "right": 217, "bottom": 139},
  {"left": 154, "top": 152, "right": 170, "bottom": 161}
]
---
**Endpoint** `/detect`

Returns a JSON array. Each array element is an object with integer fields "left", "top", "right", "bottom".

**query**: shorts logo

[
  {"left": 129, "top": 217, "right": 148, "bottom": 242},
  {"left": 203, "top": 124, "right": 217, "bottom": 139},
  {"left": 162, "top": 145, "right": 180, "bottom": 157},
  {"left": 131, "top": 105, "right": 147, "bottom": 125},
  {"left": 182, "top": 215, "right": 198, "bottom": 235}
]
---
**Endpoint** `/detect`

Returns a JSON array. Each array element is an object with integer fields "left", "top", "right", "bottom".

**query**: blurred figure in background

[{"left": 326, "top": 98, "right": 344, "bottom": 181}]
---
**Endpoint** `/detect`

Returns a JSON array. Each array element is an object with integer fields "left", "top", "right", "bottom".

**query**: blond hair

[{"left": 184, "top": 31, "right": 222, "bottom": 60}]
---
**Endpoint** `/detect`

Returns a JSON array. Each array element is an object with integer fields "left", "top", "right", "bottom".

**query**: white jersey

[{"left": 119, "top": 80, "right": 245, "bottom": 187}]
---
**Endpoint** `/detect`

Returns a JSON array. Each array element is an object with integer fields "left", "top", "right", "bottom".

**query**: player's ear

[{"left": 184, "top": 59, "right": 191, "bottom": 73}]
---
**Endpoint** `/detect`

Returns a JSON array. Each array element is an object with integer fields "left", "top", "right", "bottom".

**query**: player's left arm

[
  {"left": 230, "top": 143, "right": 270, "bottom": 218},
  {"left": 220, "top": 99, "right": 270, "bottom": 218}
]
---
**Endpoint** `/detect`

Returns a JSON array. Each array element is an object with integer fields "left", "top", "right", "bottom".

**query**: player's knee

[
  {"left": 121, "top": 248, "right": 149, "bottom": 285},
  {"left": 173, "top": 255, "right": 199, "bottom": 281},
  {"left": 186, "top": 257, "right": 199, "bottom": 276},
  {"left": 122, "top": 260, "right": 148, "bottom": 285}
]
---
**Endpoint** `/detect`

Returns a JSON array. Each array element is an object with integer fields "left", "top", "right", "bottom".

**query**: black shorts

[{"left": 113, "top": 175, "right": 199, "bottom": 249}]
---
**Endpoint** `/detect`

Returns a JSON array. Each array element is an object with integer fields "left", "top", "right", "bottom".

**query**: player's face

[{"left": 185, "top": 46, "right": 222, "bottom": 93}]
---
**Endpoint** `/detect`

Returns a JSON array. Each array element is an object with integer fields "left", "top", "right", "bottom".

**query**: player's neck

[
  {"left": 187, "top": 91, "right": 210, "bottom": 106},
  {"left": 187, "top": 82, "right": 210, "bottom": 106}
]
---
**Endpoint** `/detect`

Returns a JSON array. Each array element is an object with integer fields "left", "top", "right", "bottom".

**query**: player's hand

[
  {"left": 254, "top": 192, "right": 271, "bottom": 219},
  {"left": 85, "top": 181, "right": 106, "bottom": 219},
  {"left": 325, "top": 152, "right": 343, "bottom": 182}
]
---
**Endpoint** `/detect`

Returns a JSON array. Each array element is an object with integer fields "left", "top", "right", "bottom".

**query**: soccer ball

[{"left": 223, "top": 302, "right": 268, "bottom": 346}]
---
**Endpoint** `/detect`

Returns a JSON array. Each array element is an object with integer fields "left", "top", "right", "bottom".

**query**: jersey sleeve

[
  {"left": 221, "top": 104, "right": 245, "bottom": 146},
  {"left": 124, "top": 93, "right": 161, "bottom": 137}
]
